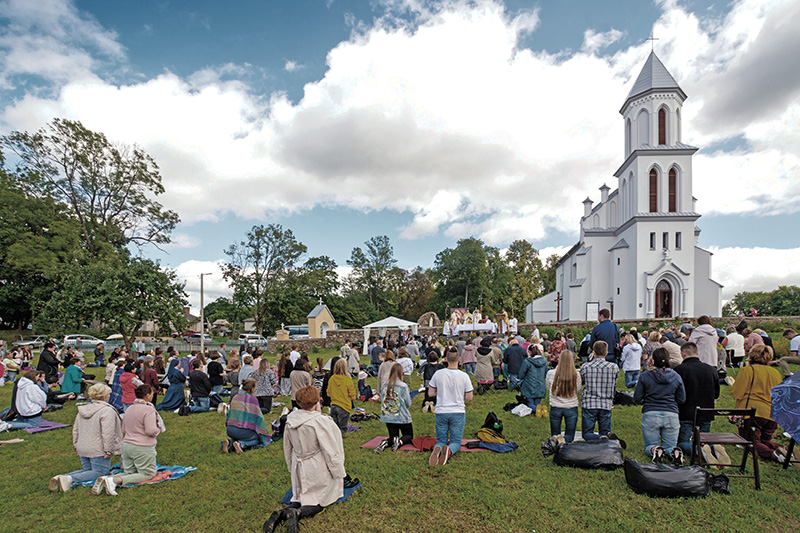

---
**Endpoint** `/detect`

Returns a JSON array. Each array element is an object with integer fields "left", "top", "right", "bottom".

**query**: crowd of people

[{"left": 0, "top": 315, "right": 797, "bottom": 528}]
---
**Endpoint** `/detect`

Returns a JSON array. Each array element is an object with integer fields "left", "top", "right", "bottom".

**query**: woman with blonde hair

[
  {"left": 730, "top": 344, "right": 787, "bottom": 462},
  {"left": 374, "top": 363, "right": 414, "bottom": 453},
  {"left": 546, "top": 351, "right": 582, "bottom": 442},
  {"left": 49, "top": 383, "right": 122, "bottom": 491},
  {"left": 620, "top": 334, "right": 643, "bottom": 388},
  {"left": 327, "top": 359, "right": 356, "bottom": 433}
]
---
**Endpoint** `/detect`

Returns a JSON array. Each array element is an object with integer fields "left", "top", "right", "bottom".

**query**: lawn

[{"left": 2, "top": 349, "right": 798, "bottom": 533}]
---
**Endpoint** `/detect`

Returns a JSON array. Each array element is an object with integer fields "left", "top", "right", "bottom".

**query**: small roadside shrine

[{"left": 362, "top": 317, "right": 419, "bottom": 354}]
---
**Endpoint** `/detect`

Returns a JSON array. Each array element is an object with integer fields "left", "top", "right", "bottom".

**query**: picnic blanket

[
  {"left": 409, "top": 390, "right": 420, "bottom": 400},
  {"left": 281, "top": 482, "right": 361, "bottom": 505},
  {"left": 360, "top": 436, "right": 487, "bottom": 453},
  {"left": 25, "top": 420, "right": 70, "bottom": 434},
  {"left": 77, "top": 464, "right": 196, "bottom": 487}
]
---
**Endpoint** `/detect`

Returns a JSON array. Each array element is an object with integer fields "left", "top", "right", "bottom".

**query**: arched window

[
  {"left": 668, "top": 168, "right": 677, "bottom": 212},
  {"left": 658, "top": 108, "right": 667, "bottom": 145},
  {"left": 609, "top": 201, "right": 617, "bottom": 227},
  {"left": 592, "top": 214, "right": 600, "bottom": 228},
  {"left": 626, "top": 118, "right": 631, "bottom": 155},
  {"left": 637, "top": 109, "right": 649, "bottom": 146},
  {"left": 649, "top": 169, "right": 658, "bottom": 212}
]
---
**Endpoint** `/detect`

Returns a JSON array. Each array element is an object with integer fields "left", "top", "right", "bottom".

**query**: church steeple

[{"left": 621, "top": 51, "right": 686, "bottom": 113}]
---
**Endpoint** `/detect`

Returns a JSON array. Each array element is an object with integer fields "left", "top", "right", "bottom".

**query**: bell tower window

[
  {"left": 649, "top": 169, "right": 658, "bottom": 212},
  {"left": 658, "top": 108, "right": 667, "bottom": 145},
  {"left": 668, "top": 168, "right": 677, "bottom": 212}
]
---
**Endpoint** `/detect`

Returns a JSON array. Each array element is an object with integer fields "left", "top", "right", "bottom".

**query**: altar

[{"left": 454, "top": 322, "right": 496, "bottom": 335}]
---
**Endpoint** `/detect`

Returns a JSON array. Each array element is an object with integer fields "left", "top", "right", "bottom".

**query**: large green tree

[
  {"left": 222, "top": 224, "right": 307, "bottom": 334},
  {"left": 726, "top": 286, "right": 800, "bottom": 316},
  {"left": 346, "top": 235, "right": 398, "bottom": 314},
  {"left": 397, "top": 267, "right": 434, "bottom": 321},
  {"left": 38, "top": 257, "right": 187, "bottom": 346},
  {"left": 2, "top": 118, "right": 178, "bottom": 256}
]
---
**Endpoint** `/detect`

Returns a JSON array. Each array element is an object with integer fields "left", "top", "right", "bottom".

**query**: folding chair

[
  {"left": 783, "top": 438, "right": 800, "bottom": 470},
  {"left": 691, "top": 407, "right": 760, "bottom": 490},
  {"left": 476, "top": 380, "right": 496, "bottom": 395}
]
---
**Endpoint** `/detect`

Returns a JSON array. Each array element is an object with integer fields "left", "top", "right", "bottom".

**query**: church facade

[{"left": 526, "top": 52, "right": 722, "bottom": 322}]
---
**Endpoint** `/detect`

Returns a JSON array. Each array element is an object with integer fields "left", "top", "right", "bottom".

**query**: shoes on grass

[
  {"left": 429, "top": 445, "right": 442, "bottom": 466},
  {"left": 607, "top": 432, "right": 627, "bottom": 450},
  {"left": 438, "top": 447, "right": 452, "bottom": 466},
  {"left": 262, "top": 510, "right": 286, "bottom": 533},
  {"left": 651, "top": 446, "right": 666, "bottom": 464},
  {"left": 701, "top": 444, "right": 721, "bottom": 469},
  {"left": 374, "top": 439, "right": 389, "bottom": 454},
  {"left": 712, "top": 444, "right": 731, "bottom": 466},
  {"left": 670, "top": 448, "right": 684, "bottom": 467},
  {"left": 390, "top": 436, "right": 401, "bottom": 452},
  {"left": 91, "top": 477, "right": 106, "bottom": 495}
]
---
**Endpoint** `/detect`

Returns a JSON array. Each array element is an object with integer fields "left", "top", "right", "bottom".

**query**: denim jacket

[{"left": 380, "top": 380, "right": 412, "bottom": 424}]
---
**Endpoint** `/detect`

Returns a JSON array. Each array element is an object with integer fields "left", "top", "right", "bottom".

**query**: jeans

[
  {"left": 624, "top": 370, "right": 640, "bottom": 388},
  {"left": 66, "top": 456, "right": 111, "bottom": 484},
  {"left": 493, "top": 367, "right": 500, "bottom": 380},
  {"left": 507, "top": 374, "right": 521, "bottom": 390},
  {"left": 581, "top": 408, "right": 611, "bottom": 441},
  {"left": 211, "top": 385, "right": 223, "bottom": 394},
  {"left": 226, "top": 425, "right": 267, "bottom": 451},
  {"left": 371, "top": 363, "right": 380, "bottom": 375},
  {"left": 677, "top": 419, "right": 710, "bottom": 456},
  {"left": 5, "top": 370, "right": 18, "bottom": 382},
  {"left": 330, "top": 405, "right": 350, "bottom": 433},
  {"left": 435, "top": 412, "right": 466, "bottom": 456},
  {"left": 7, "top": 415, "right": 41, "bottom": 430},
  {"left": 526, "top": 397, "right": 543, "bottom": 409},
  {"left": 189, "top": 396, "right": 210, "bottom": 413},
  {"left": 641, "top": 410, "right": 680, "bottom": 455},
  {"left": 550, "top": 406, "right": 579, "bottom": 442},
  {"left": 463, "top": 362, "right": 476, "bottom": 375}
]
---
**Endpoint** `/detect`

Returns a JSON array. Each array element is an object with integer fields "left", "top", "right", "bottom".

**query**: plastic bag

[
  {"left": 624, "top": 457, "right": 711, "bottom": 498},
  {"left": 511, "top": 404, "right": 532, "bottom": 417},
  {"left": 553, "top": 439, "right": 624, "bottom": 470}
]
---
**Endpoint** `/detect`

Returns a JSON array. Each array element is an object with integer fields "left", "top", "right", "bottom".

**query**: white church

[{"left": 526, "top": 52, "right": 722, "bottom": 322}]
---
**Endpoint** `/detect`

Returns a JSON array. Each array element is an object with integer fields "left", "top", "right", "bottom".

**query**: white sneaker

[
  {"left": 49, "top": 476, "right": 61, "bottom": 492},
  {"left": 103, "top": 476, "right": 118, "bottom": 496},
  {"left": 59, "top": 475, "right": 72, "bottom": 492},
  {"left": 91, "top": 477, "right": 106, "bottom": 495},
  {"left": 0, "top": 420, "right": 11, "bottom": 433}
]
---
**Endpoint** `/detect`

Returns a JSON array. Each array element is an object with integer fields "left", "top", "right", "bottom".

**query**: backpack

[
  {"left": 482, "top": 411, "right": 504, "bottom": 435},
  {"left": 477, "top": 427, "right": 507, "bottom": 444}
]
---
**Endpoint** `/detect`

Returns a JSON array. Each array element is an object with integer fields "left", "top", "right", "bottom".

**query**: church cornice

[
  {"left": 620, "top": 89, "right": 687, "bottom": 115},
  {"left": 614, "top": 145, "right": 699, "bottom": 177},
  {"left": 614, "top": 212, "right": 700, "bottom": 234}
]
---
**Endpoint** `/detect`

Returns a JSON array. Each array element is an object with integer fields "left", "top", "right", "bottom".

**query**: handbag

[{"left": 728, "top": 367, "right": 755, "bottom": 428}]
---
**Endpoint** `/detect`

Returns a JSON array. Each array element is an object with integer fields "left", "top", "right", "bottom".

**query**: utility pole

[{"left": 200, "top": 272, "right": 212, "bottom": 354}]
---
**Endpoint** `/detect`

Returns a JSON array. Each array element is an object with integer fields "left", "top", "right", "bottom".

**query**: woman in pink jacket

[
  {"left": 49, "top": 383, "right": 122, "bottom": 492},
  {"left": 93, "top": 384, "right": 165, "bottom": 496}
]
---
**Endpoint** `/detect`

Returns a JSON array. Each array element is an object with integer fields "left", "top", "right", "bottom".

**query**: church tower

[{"left": 526, "top": 52, "right": 722, "bottom": 323}]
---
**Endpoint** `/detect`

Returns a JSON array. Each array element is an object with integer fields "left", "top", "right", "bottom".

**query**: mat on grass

[
  {"left": 77, "top": 464, "right": 196, "bottom": 487},
  {"left": 25, "top": 420, "right": 69, "bottom": 433},
  {"left": 281, "top": 482, "right": 361, "bottom": 505},
  {"left": 409, "top": 390, "right": 420, "bottom": 399},
  {"left": 360, "top": 436, "right": 486, "bottom": 452}
]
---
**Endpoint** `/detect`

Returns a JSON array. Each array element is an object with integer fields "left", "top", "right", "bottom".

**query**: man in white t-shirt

[
  {"left": 427, "top": 348, "right": 473, "bottom": 466},
  {"left": 289, "top": 345, "right": 301, "bottom": 365}
]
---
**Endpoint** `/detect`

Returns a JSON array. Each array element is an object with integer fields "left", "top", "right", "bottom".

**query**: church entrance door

[{"left": 656, "top": 280, "right": 672, "bottom": 318}]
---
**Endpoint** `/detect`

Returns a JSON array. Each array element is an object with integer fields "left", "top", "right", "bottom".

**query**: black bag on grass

[
  {"left": 482, "top": 412, "right": 503, "bottom": 434},
  {"left": 614, "top": 390, "right": 640, "bottom": 406},
  {"left": 624, "top": 457, "right": 711, "bottom": 498},
  {"left": 553, "top": 440, "right": 624, "bottom": 470}
]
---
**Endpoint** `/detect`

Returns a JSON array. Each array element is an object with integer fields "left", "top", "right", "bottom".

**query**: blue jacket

[
  {"left": 590, "top": 320, "right": 619, "bottom": 351},
  {"left": 519, "top": 356, "right": 548, "bottom": 399},
  {"left": 503, "top": 345, "right": 527, "bottom": 375},
  {"left": 634, "top": 368, "right": 686, "bottom": 414},
  {"left": 380, "top": 381, "right": 412, "bottom": 424}
]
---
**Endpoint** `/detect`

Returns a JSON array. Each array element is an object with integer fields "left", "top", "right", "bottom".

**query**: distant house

[
  {"left": 243, "top": 318, "right": 256, "bottom": 333},
  {"left": 184, "top": 308, "right": 202, "bottom": 333},
  {"left": 211, "top": 319, "right": 231, "bottom": 335},
  {"left": 307, "top": 303, "right": 336, "bottom": 338}
]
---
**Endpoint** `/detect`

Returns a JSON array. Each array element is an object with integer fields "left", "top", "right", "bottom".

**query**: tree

[
  {"left": 541, "top": 254, "right": 560, "bottom": 294},
  {"left": 37, "top": 257, "right": 187, "bottom": 347},
  {"left": 222, "top": 224, "right": 307, "bottom": 334},
  {"left": 203, "top": 297, "right": 239, "bottom": 327},
  {"left": 2, "top": 118, "right": 179, "bottom": 256},
  {"left": 727, "top": 286, "right": 800, "bottom": 316},
  {"left": 505, "top": 240, "right": 545, "bottom": 315},
  {"left": 397, "top": 268, "right": 434, "bottom": 321},
  {"left": 346, "top": 235, "right": 398, "bottom": 314}
]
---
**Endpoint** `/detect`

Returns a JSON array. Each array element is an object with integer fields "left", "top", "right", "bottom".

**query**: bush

[{"left": 311, "top": 345, "right": 320, "bottom": 354}]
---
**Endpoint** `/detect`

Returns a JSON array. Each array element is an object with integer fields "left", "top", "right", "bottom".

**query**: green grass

[{"left": 2, "top": 350, "right": 799, "bottom": 533}]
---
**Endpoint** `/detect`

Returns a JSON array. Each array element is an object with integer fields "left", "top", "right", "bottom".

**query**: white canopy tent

[{"left": 362, "top": 316, "right": 419, "bottom": 354}]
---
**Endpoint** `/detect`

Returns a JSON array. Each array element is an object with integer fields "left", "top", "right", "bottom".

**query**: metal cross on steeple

[{"left": 646, "top": 32, "right": 659, "bottom": 51}]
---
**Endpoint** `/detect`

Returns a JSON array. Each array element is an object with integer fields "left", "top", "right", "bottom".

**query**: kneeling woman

[
  {"left": 49, "top": 383, "right": 122, "bottom": 491},
  {"left": 93, "top": 384, "right": 165, "bottom": 495},
  {"left": 222, "top": 378, "right": 269, "bottom": 453},
  {"left": 374, "top": 363, "right": 413, "bottom": 453},
  {"left": 263, "top": 386, "right": 347, "bottom": 533}
]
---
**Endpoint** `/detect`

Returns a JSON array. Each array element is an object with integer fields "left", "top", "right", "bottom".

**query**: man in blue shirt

[
  {"left": 590, "top": 308, "right": 620, "bottom": 364},
  {"left": 502, "top": 338, "right": 527, "bottom": 390}
]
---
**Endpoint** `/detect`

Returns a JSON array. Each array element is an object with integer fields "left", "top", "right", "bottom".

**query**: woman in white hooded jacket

[
  {"left": 263, "top": 386, "right": 348, "bottom": 533},
  {"left": 6, "top": 370, "right": 48, "bottom": 430},
  {"left": 620, "top": 335, "right": 643, "bottom": 389},
  {"left": 49, "top": 383, "right": 122, "bottom": 492}
]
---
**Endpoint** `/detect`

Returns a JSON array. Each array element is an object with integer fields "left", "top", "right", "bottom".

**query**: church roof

[
  {"left": 609, "top": 238, "right": 629, "bottom": 251},
  {"left": 621, "top": 52, "right": 687, "bottom": 112},
  {"left": 307, "top": 304, "right": 329, "bottom": 318}
]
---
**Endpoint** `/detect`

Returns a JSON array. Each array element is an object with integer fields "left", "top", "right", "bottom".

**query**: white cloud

[
  {"left": 164, "top": 233, "right": 201, "bottom": 250},
  {"left": 172, "top": 260, "right": 230, "bottom": 312},
  {"left": 710, "top": 246, "right": 800, "bottom": 300},
  {"left": 1, "top": 0, "right": 799, "bottom": 250},
  {"left": 284, "top": 60, "right": 304, "bottom": 72}
]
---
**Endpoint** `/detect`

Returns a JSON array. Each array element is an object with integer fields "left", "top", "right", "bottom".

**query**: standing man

[
  {"left": 455, "top": 337, "right": 466, "bottom": 358},
  {"left": 502, "top": 338, "right": 526, "bottom": 390},
  {"left": 725, "top": 327, "right": 745, "bottom": 368},
  {"left": 490, "top": 337, "right": 503, "bottom": 380},
  {"left": 589, "top": 309, "right": 620, "bottom": 364},
  {"left": 406, "top": 338, "right": 420, "bottom": 367},
  {"left": 531, "top": 324, "right": 540, "bottom": 341},
  {"left": 674, "top": 342, "right": 720, "bottom": 455},
  {"left": 136, "top": 337, "right": 146, "bottom": 357},
  {"left": 778, "top": 329, "right": 800, "bottom": 380},
  {"left": 579, "top": 341, "right": 620, "bottom": 441},
  {"left": 217, "top": 343, "right": 228, "bottom": 366},
  {"left": 370, "top": 339, "right": 385, "bottom": 375},
  {"left": 509, "top": 315, "right": 518, "bottom": 336},
  {"left": 688, "top": 316, "right": 717, "bottom": 367},
  {"left": 289, "top": 345, "right": 301, "bottom": 366},
  {"left": 427, "top": 348, "right": 473, "bottom": 466}
]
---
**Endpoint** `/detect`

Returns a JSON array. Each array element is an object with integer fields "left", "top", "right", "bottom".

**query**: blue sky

[{"left": 1, "top": 0, "right": 799, "bottom": 308}]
